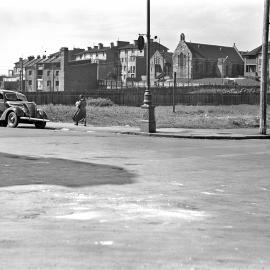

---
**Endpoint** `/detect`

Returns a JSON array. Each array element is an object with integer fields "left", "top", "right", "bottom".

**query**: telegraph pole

[
  {"left": 259, "top": 0, "right": 269, "bottom": 135},
  {"left": 140, "top": 0, "right": 156, "bottom": 133}
]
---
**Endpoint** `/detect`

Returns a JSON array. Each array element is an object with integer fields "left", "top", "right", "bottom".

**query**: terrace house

[{"left": 243, "top": 43, "right": 270, "bottom": 80}]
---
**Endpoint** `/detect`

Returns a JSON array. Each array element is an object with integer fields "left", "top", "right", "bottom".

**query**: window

[
  {"left": 55, "top": 81, "right": 59, "bottom": 86},
  {"left": 28, "top": 70, "right": 32, "bottom": 76},
  {"left": 47, "top": 81, "right": 51, "bottom": 86},
  {"left": 124, "top": 66, "right": 126, "bottom": 71},
  {"left": 178, "top": 53, "right": 184, "bottom": 67},
  {"left": 0, "top": 93, "right": 3, "bottom": 100},
  {"left": 47, "top": 70, "right": 50, "bottom": 76},
  {"left": 55, "top": 71, "right": 59, "bottom": 76},
  {"left": 37, "top": 70, "right": 43, "bottom": 76},
  {"left": 28, "top": 80, "right": 32, "bottom": 86}
]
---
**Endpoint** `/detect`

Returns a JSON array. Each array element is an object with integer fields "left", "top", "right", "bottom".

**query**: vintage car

[{"left": 0, "top": 90, "right": 49, "bottom": 128}]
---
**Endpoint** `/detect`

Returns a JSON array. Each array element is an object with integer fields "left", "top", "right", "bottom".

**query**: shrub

[{"left": 86, "top": 98, "right": 114, "bottom": 107}]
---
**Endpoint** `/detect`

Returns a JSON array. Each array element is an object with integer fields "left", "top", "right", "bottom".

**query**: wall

[{"left": 65, "top": 61, "right": 97, "bottom": 92}]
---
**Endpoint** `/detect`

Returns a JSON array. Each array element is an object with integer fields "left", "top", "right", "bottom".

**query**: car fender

[
  {"left": 0, "top": 107, "right": 24, "bottom": 121},
  {"left": 37, "top": 109, "right": 48, "bottom": 119}
]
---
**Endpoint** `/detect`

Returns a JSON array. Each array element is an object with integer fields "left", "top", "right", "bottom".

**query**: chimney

[
  {"left": 110, "top": 42, "right": 114, "bottom": 48},
  {"left": 43, "top": 55, "right": 46, "bottom": 59},
  {"left": 87, "top": 47, "right": 92, "bottom": 51},
  {"left": 94, "top": 46, "right": 98, "bottom": 49},
  {"left": 98, "top": 43, "right": 103, "bottom": 49},
  {"left": 134, "top": 40, "right": 138, "bottom": 46},
  {"left": 60, "top": 47, "right": 69, "bottom": 68},
  {"left": 37, "top": 55, "right": 41, "bottom": 59},
  {"left": 28, "top": 56, "right": 34, "bottom": 61}
]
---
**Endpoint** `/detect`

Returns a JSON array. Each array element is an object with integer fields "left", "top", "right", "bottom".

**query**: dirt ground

[{"left": 0, "top": 126, "right": 269, "bottom": 269}]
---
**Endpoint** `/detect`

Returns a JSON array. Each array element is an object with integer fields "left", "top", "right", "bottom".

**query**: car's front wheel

[
  {"left": 35, "top": 121, "right": 46, "bottom": 129},
  {"left": 7, "top": 112, "right": 19, "bottom": 128},
  {"left": 0, "top": 120, "right": 7, "bottom": 127}
]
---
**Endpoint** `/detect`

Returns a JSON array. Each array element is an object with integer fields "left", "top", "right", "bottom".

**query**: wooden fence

[{"left": 24, "top": 87, "right": 268, "bottom": 107}]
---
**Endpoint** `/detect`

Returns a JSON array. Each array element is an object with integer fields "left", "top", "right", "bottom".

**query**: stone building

[
  {"left": 150, "top": 50, "right": 173, "bottom": 81},
  {"left": 24, "top": 48, "right": 97, "bottom": 92},
  {"left": 173, "top": 33, "right": 244, "bottom": 80}
]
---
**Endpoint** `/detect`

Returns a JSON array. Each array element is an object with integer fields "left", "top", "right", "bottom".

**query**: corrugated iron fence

[{"left": 24, "top": 87, "right": 268, "bottom": 106}]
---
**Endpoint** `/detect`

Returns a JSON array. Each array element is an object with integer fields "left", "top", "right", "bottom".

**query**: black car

[{"left": 0, "top": 90, "right": 49, "bottom": 128}]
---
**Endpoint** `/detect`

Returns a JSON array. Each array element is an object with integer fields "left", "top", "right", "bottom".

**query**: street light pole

[
  {"left": 140, "top": 0, "right": 156, "bottom": 133},
  {"left": 259, "top": 0, "right": 269, "bottom": 135}
]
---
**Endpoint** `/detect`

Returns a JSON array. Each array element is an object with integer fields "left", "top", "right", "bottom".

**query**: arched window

[{"left": 179, "top": 53, "right": 184, "bottom": 67}]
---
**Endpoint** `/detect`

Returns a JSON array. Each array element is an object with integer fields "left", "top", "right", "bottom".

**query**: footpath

[{"left": 47, "top": 122, "right": 270, "bottom": 140}]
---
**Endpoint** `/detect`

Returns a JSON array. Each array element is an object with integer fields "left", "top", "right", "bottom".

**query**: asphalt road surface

[{"left": 0, "top": 126, "right": 270, "bottom": 270}]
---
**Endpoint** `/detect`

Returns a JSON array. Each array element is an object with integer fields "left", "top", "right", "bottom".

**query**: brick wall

[{"left": 65, "top": 61, "right": 97, "bottom": 92}]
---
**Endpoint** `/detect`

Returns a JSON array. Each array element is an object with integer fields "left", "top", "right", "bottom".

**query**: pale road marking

[
  {"left": 54, "top": 208, "right": 207, "bottom": 221},
  {"left": 56, "top": 211, "right": 101, "bottom": 220},
  {"left": 201, "top": 191, "right": 218, "bottom": 195},
  {"left": 94, "top": 241, "right": 114, "bottom": 246}
]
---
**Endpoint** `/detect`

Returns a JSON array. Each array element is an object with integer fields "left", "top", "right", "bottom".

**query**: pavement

[{"left": 47, "top": 121, "right": 270, "bottom": 140}]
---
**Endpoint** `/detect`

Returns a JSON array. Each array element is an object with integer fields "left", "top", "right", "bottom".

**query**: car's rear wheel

[
  {"left": 7, "top": 112, "right": 19, "bottom": 128},
  {"left": 35, "top": 121, "right": 46, "bottom": 129}
]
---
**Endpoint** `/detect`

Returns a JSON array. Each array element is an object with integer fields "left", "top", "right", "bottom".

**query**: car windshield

[{"left": 5, "top": 92, "right": 27, "bottom": 102}]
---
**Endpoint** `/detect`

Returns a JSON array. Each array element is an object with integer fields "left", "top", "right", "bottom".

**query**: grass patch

[{"left": 39, "top": 101, "right": 268, "bottom": 129}]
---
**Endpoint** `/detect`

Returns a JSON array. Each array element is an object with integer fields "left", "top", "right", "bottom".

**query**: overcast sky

[{"left": 0, "top": 0, "right": 264, "bottom": 74}]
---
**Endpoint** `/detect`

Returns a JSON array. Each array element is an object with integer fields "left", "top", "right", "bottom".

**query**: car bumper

[{"left": 20, "top": 117, "right": 50, "bottom": 122}]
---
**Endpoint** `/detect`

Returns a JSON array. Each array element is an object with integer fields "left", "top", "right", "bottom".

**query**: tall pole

[
  {"left": 144, "top": 0, "right": 151, "bottom": 104},
  {"left": 140, "top": 0, "right": 156, "bottom": 133},
  {"left": 260, "top": 0, "right": 270, "bottom": 135}
]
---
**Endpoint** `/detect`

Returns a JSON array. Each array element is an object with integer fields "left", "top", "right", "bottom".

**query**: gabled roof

[
  {"left": 120, "top": 41, "right": 168, "bottom": 52},
  {"left": 244, "top": 42, "right": 270, "bottom": 56},
  {"left": 24, "top": 58, "right": 43, "bottom": 67},
  {"left": 161, "top": 51, "right": 173, "bottom": 64},
  {"left": 185, "top": 42, "right": 243, "bottom": 63}
]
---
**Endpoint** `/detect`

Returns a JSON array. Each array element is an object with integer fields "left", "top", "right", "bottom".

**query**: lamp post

[{"left": 140, "top": 0, "right": 156, "bottom": 133}]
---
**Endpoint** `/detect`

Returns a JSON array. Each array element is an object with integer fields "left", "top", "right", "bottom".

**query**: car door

[{"left": 0, "top": 92, "right": 5, "bottom": 116}]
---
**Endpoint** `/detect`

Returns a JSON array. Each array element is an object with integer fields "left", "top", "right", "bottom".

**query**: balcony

[{"left": 245, "top": 58, "right": 257, "bottom": 65}]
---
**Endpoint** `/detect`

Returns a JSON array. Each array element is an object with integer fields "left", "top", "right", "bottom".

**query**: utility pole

[
  {"left": 140, "top": 0, "right": 156, "bottom": 133},
  {"left": 259, "top": 0, "right": 269, "bottom": 135},
  {"left": 19, "top": 57, "right": 23, "bottom": 92},
  {"left": 173, "top": 72, "right": 176, "bottom": 112}
]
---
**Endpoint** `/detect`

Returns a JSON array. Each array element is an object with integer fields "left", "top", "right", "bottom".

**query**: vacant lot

[{"left": 41, "top": 102, "right": 269, "bottom": 129}]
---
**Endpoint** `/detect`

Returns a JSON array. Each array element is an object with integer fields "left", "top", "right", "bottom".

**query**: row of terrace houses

[{"left": 8, "top": 33, "right": 266, "bottom": 93}]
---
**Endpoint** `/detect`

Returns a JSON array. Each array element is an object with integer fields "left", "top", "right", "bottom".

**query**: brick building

[
  {"left": 173, "top": 33, "right": 244, "bottom": 80},
  {"left": 119, "top": 39, "right": 168, "bottom": 83},
  {"left": 74, "top": 41, "right": 129, "bottom": 81},
  {"left": 24, "top": 48, "right": 97, "bottom": 92}
]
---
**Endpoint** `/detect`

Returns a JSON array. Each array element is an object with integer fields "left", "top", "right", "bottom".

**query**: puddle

[{"left": 0, "top": 152, "right": 135, "bottom": 187}]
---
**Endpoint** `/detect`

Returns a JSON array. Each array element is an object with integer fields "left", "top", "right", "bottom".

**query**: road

[{"left": 0, "top": 126, "right": 270, "bottom": 269}]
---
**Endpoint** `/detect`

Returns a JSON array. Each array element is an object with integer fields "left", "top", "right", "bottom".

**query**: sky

[{"left": 0, "top": 0, "right": 264, "bottom": 75}]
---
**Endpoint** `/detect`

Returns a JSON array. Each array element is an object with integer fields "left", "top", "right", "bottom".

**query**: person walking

[{"left": 72, "top": 95, "right": 87, "bottom": 126}]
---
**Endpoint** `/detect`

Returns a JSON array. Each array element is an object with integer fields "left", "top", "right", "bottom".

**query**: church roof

[{"left": 186, "top": 42, "right": 243, "bottom": 63}]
